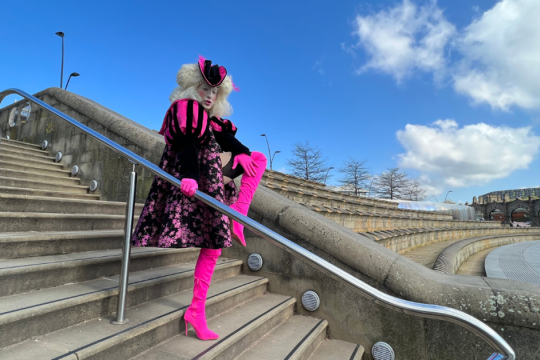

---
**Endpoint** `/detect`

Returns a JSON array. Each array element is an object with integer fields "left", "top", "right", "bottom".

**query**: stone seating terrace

[{"left": 262, "top": 170, "right": 452, "bottom": 220}]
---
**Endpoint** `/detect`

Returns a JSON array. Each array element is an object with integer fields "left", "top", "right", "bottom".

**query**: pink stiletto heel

[{"left": 184, "top": 249, "right": 221, "bottom": 341}]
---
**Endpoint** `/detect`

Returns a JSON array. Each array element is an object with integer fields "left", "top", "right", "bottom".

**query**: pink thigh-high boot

[
  {"left": 230, "top": 151, "right": 267, "bottom": 246},
  {"left": 184, "top": 248, "right": 221, "bottom": 340}
]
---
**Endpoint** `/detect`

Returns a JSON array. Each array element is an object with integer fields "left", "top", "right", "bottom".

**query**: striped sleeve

[
  {"left": 209, "top": 117, "right": 238, "bottom": 136},
  {"left": 159, "top": 99, "right": 209, "bottom": 146}
]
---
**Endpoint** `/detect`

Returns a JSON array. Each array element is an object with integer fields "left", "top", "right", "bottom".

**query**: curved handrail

[{"left": 0, "top": 88, "right": 514, "bottom": 360}]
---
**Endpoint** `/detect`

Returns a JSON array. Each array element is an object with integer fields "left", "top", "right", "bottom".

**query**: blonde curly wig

[{"left": 169, "top": 63, "right": 234, "bottom": 118}]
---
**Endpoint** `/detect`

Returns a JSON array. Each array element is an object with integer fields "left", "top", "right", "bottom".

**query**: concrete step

[
  {"left": 0, "top": 146, "right": 56, "bottom": 161},
  {"left": 0, "top": 194, "right": 142, "bottom": 215},
  {"left": 0, "top": 138, "right": 43, "bottom": 151},
  {"left": 0, "top": 167, "right": 81, "bottom": 185},
  {"left": 308, "top": 339, "right": 364, "bottom": 360},
  {"left": 133, "top": 292, "right": 295, "bottom": 360},
  {"left": 0, "top": 272, "right": 262, "bottom": 358},
  {"left": 0, "top": 176, "right": 89, "bottom": 194},
  {"left": 236, "top": 315, "right": 328, "bottom": 360},
  {"left": 0, "top": 212, "right": 129, "bottom": 232},
  {"left": 0, "top": 142, "right": 50, "bottom": 156},
  {"left": 0, "top": 185, "right": 100, "bottom": 200},
  {"left": 0, "top": 153, "right": 64, "bottom": 170},
  {"left": 0, "top": 247, "right": 197, "bottom": 297},
  {"left": 0, "top": 159, "right": 72, "bottom": 178},
  {"left": 0, "top": 230, "right": 125, "bottom": 259}
]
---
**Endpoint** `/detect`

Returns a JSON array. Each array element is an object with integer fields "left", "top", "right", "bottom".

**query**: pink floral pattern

[{"left": 132, "top": 129, "right": 238, "bottom": 249}]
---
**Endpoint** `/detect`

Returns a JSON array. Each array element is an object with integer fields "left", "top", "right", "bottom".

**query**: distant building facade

[
  {"left": 470, "top": 194, "right": 540, "bottom": 227},
  {"left": 478, "top": 187, "right": 540, "bottom": 202}
]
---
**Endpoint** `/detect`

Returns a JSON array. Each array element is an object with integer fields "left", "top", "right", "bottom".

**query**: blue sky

[{"left": 1, "top": 0, "right": 539, "bottom": 204}]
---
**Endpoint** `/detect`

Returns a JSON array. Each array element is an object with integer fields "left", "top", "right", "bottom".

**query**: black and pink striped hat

[{"left": 198, "top": 55, "right": 227, "bottom": 87}]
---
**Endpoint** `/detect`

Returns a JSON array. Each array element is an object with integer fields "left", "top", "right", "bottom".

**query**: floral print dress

[{"left": 131, "top": 99, "right": 239, "bottom": 249}]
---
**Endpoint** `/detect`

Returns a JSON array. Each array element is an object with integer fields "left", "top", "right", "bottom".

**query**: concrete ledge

[
  {"left": 433, "top": 233, "right": 540, "bottom": 274},
  {"left": 375, "top": 226, "right": 536, "bottom": 253}
]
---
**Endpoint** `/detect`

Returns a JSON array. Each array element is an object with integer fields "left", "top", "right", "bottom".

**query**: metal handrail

[{"left": 0, "top": 88, "right": 514, "bottom": 360}]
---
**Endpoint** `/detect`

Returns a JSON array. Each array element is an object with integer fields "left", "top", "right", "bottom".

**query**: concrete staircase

[{"left": 0, "top": 138, "right": 364, "bottom": 360}]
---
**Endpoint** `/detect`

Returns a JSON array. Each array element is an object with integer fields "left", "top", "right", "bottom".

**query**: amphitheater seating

[{"left": 262, "top": 170, "right": 501, "bottom": 234}]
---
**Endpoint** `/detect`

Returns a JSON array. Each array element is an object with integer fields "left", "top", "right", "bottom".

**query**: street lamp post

[
  {"left": 324, "top": 167, "right": 334, "bottom": 184},
  {"left": 432, "top": 195, "right": 439, "bottom": 203},
  {"left": 444, "top": 190, "right": 453, "bottom": 202},
  {"left": 55, "top": 32, "right": 65, "bottom": 88},
  {"left": 65, "top": 72, "right": 80, "bottom": 90},
  {"left": 271, "top": 151, "right": 281, "bottom": 170},
  {"left": 260, "top": 134, "right": 273, "bottom": 170}
]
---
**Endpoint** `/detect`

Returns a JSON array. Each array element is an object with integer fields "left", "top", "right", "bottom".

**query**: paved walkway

[
  {"left": 456, "top": 248, "right": 495, "bottom": 276},
  {"left": 485, "top": 241, "right": 540, "bottom": 286}
]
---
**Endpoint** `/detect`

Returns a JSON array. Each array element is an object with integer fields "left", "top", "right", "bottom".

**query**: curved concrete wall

[
  {"left": 2, "top": 88, "right": 539, "bottom": 359},
  {"left": 376, "top": 226, "right": 538, "bottom": 254},
  {"left": 433, "top": 233, "right": 540, "bottom": 274}
]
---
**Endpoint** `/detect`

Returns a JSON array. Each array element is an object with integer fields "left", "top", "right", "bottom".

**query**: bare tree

[
  {"left": 374, "top": 167, "right": 411, "bottom": 200},
  {"left": 338, "top": 158, "right": 370, "bottom": 196},
  {"left": 404, "top": 179, "right": 427, "bottom": 201},
  {"left": 286, "top": 141, "right": 329, "bottom": 182}
]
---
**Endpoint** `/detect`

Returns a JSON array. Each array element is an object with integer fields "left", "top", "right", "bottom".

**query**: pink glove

[
  {"left": 180, "top": 178, "right": 198, "bottom": 197},
  {"left": 232, "top": 154, "right": 258, "bottom": 177}
]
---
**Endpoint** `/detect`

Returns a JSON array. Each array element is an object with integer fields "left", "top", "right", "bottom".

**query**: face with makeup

[{"left": 197, "top": 83, "right": 218, "bottom": 110}]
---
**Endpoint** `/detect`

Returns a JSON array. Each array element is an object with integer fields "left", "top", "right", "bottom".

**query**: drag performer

[{"left": 131, "top": 56, "right": 267, "bottom": 340}]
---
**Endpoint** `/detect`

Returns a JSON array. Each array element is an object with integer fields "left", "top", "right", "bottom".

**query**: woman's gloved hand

[
  {"left": 180, "top": 178, "right": 198, "bottom": 197},
  {"left": 232, "top": 154, "right": 258, "bottom": 177}
]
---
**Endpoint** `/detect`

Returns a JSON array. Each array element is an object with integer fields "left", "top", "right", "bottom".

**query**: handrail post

[{"left": 112, "top": 162, "right": 138, "bottom": 325}]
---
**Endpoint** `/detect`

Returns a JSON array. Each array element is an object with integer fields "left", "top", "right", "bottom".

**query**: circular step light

[
  {"left": 41, "top": 140, "right": 48, "bottom": 150},
  {"left": 372, "top": 342, "right": 395, "bottom": 360},
  {"left": 247, "top": 253, "right": 263, "bottom": 271},
  {"left": 8, "top": 108, "right": 18, "bottom": 127},
  {"left": 71, "top": 165, "right": 79, "bottom": 176},
  {"left": 301, "top": 290, "right": 320, "bottom": 312},
  {"left": 90, "top": 180, "right": 98, "bottom": 192},
  {"left": 55, "top": 152, "right": 63, "bottom": 162},
  {"left": 20, "top": 102, "right": 31, "bottom": 123}
]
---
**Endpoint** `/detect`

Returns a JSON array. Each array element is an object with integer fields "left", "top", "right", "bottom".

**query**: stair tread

[
  {"left": 309, "top": 339, "right": 364, "bottom": 360},
  {"left": 0, "top": 175, "right": 89, "bottom": 190},
  {"left": 0, "top": 142, "right": 49, "bottom": 154},
  {"left": 0, "top": 153, "right": 62, "bottom": 167},
  {"left": 0, "top": 246, "right": 187, "bottom": 274},
  {"left": 0, "top": 229, "right": 123, "bottom": 243},
  {"left": 0, "top": 211, "right": 130, "bottom": 218},
  {"left": 1, "top": 139, "right": 42, "bottom": 149},
  {"left": 0, "top": 255, "right": 238, "bottom": 321},
  {"left": 236, "top": 315, "right": 327, "bottom": 360},
  {"left": 133, "top": 292, "right": 294, "bottom": 360},
  {"left": 0, "top": 168, "right": 80, "bottom": 183},
  {"left": 0, "top": 149, "right": 55, "bottom": 161},
  {"left": 0, "top": 194, "right": 141, "bottom": 207},
  {"left": 0, "top": 159, "right": 71, "bottom": 174},
  {"left": 1, "top": 274, "right": 267, "bottom": 360},
  {"left": 0, "top": 186, "right": 100, "bottom": 200}
]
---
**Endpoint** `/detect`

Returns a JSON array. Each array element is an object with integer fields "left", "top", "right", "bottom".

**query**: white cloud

[
  {"left": 454, "top": 0, "right": 540, "bottom": 110},
  {"left": 397, "top": 119, "right": 540, "bottom": 189},
  {"left": 353, "top": 0, "right": 455, "bottom": 82},
  {"left": 351, "top": 0, "right": 540, "bottom": 110}
]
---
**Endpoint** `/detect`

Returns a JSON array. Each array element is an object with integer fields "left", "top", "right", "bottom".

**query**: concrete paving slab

[{"left": 485, "top": 240, "right": 540, "bottom": 286}]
